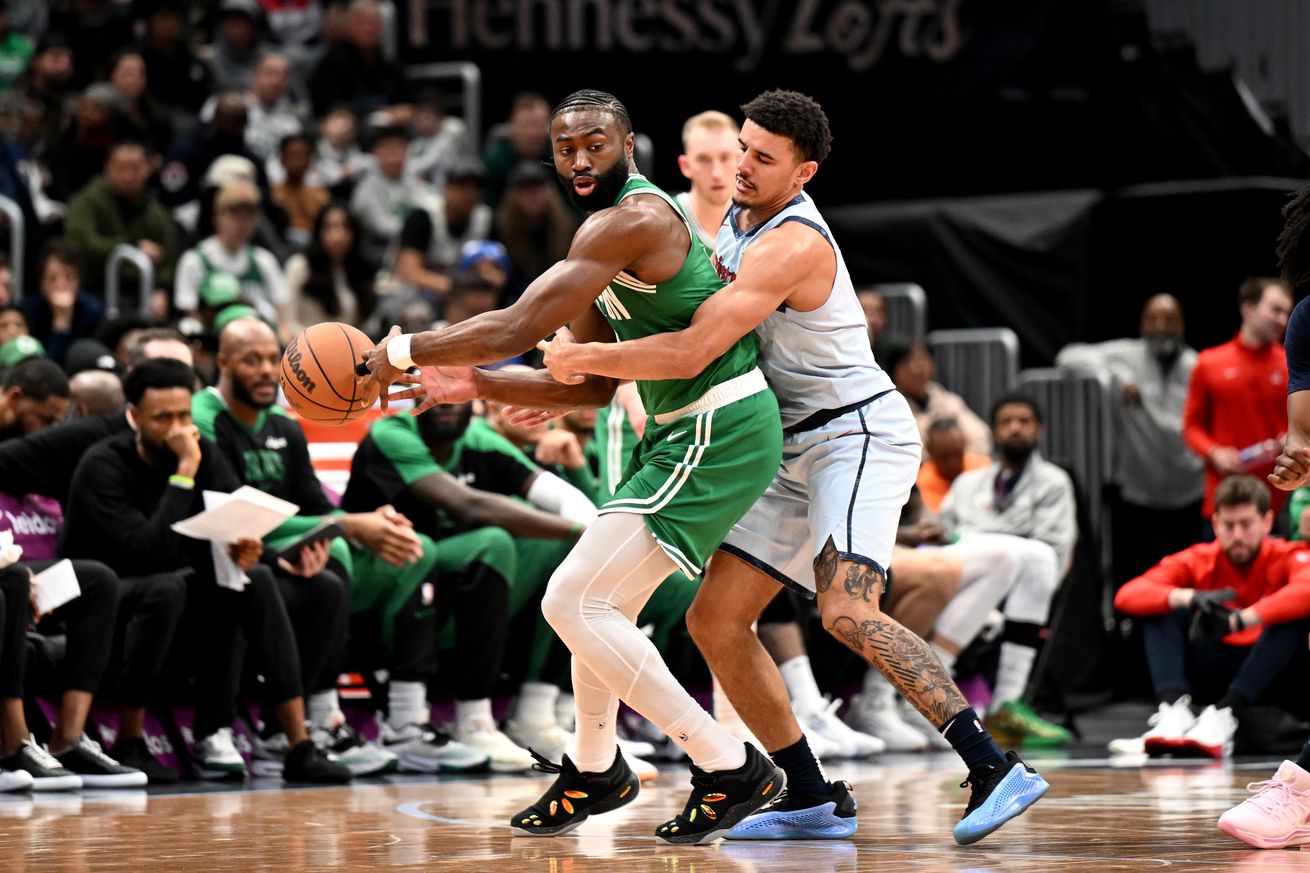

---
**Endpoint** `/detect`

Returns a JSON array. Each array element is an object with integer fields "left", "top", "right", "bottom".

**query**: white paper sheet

[
  {"left": 34, "top": 559, "right": 80, "bottom": 613},
  {"left": 193, "top": 492, "right": 250, "bottom": 591},
  {"left": 170, "top": 486, "right": 299, "bottom": 543}
]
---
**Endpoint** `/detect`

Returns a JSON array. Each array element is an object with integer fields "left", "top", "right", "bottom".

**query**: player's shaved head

[{"left": 218, "top": 316, "right": 277, "bottom": 356}]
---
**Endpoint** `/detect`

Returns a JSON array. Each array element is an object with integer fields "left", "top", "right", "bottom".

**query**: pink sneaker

[{"left": 1218, "top": 760, "right": 1310, "bottom": 848}]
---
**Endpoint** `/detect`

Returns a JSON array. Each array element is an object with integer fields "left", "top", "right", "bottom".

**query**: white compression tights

[{"left": 541, "top": 512, "right": 746, "bottom": 774}]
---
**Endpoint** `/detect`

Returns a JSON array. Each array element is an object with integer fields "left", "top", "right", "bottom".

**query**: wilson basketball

[{"left": 280, "top": 322, "right": 380, "bottom": 423}]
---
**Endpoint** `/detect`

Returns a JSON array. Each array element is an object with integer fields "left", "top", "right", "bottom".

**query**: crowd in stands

[{"left": 0, "top": 0, "right": 1305, "bottom": 798}]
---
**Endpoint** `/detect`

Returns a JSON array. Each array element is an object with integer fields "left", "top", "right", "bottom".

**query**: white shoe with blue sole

[
  {"left": 953, "top": 752, "right": 1049, "bottom": 845},
  {"left": 726, "top": 780, "right": 858, "bottom": 840}
]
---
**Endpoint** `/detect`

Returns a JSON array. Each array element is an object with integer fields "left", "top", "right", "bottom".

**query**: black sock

[
  {"left": 942, "top": 707, "right": 1008, "bottom": 772},
  {"left": 769, "top": 736, "right": 832, "bottom": 796},
  {"left": 1216, "top": 692, "right": 1249, "bottom": 719},
  {"left": 1295, "top": 739, "right": 1310, "bottom": 772},
  {"left": 1159, "top": 688, "right": 1189, "bottom": 706}
]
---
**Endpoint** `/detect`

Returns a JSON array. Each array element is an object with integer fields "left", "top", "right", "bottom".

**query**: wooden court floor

[{"left": 2, "top": 754, "right": 1308, "bottom": 872}]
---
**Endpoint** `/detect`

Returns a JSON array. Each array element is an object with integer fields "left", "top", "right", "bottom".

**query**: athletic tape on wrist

[{"left": 387, "top": 333, "right": 416, "bottom": 370}]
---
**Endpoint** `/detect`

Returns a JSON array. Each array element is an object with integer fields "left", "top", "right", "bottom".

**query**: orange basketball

[{"left": 280, "top": 322, "right": 380, "bottom": 423}]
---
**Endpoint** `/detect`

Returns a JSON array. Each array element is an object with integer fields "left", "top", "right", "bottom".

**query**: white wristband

[{"left": 387, "top": 333, "right": 416, "bottom": 370}]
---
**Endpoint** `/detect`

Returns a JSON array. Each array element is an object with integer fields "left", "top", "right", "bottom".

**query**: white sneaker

[
  {"left": 1219, "top": 760, "right": 1310, "bottom": 848},
  {"left": 1111, "top": 696, "right": 1196, "bottom": 757},
  {"left": 193, "top": 727, "right": 247, "bottom": 780},
  {"left": 379, "top": 721, "right": 489, "bottom": 773},
  {"left": 1177, "top": 705, "right": 1237, "bottom": 759},
  {"left": 0, "top": 769, "right": 33, "bottom": 792},
  {"left": 453, "top": 719, "right": 535, "bottom": 773},
  {"left": 313, "top": 722, "right": 399, "bottom": 777},
  {"left": 796, "top": 697, "right": 886, "bottom": 758},
  {"left": 845, "top": 689, "right": 930, "bottom": 752},
  {"left": 506, "top": 721, "right": 573, "bottom": 762},
  {"left": 555, "top": 693, "right": 575, "bottom": 732},
  {"left": 895, "top": 697, "right": 953, "bottom": 751},
  {"left": 627, "top": 754, "right": 658, "bottom": 783}
]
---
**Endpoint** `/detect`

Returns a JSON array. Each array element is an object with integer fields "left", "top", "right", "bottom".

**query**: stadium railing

[
  {"left": 104, "top": 244, "right": 156, "bottom": 319},
  {"left": 0, "top": 194, "right": 23, "bottom": 302},
  {"left": 405, "top": 62, "right": 483, "bottom": 151},
  {"left": 926, "top": 327, "right": 1019, "bottom": 421},
  {"left": 871, "top": 282, "right": 927, "bottom": 343}
]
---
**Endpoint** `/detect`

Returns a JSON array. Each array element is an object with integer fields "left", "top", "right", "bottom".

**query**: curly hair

[
  {"left": 741, "top": 89, "right": 832, "bottom": 164},
  {"left": 1277, "top": 185, "right": 1310, "bottom": 290},
  {"left": 551, "top": 89, "right": 632, "bottom": 136}
]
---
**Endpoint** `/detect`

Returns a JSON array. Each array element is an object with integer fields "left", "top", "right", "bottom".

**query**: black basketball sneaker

[
  {"left": 656, "top": 743, "right": 785, "bottom": 845},
  {"left": 510, "top": 749, "right": 641, "bottom": 837}
]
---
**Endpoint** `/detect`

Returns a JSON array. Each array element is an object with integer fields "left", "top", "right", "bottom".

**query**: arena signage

[{"left": 407, "top": 0, "right": 966, "bottom": 73}]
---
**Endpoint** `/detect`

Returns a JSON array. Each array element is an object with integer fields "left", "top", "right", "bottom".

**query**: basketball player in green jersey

[{"left": 361, "top": 90, "right": 785, "bottom": 844}]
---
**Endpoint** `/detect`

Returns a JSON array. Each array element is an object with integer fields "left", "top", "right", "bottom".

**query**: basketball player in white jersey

[{"left": 532, "top": 90, "right": 1050, "bottom": 845}]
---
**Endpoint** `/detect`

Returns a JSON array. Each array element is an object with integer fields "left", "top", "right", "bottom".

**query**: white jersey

[{"left": 714, "top": 192, "right": 893, "bottom": 428}]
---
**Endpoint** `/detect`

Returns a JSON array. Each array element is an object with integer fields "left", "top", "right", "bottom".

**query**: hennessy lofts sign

[{"left": 407, "top": 0, "right": 966, "bottom": 73}]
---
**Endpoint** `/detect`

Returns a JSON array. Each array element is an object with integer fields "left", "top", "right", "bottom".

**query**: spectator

[
  {"left": 136, "top": 0, "right": 213, "bottom": 116},
  {"left": 0, "top": 333, "right": 40, "bottom": 370},
  {"left": 205, "top": 0, "right": 268, "bottom": 93},
  {"left": 392, "top": 159, "right": 491, "bottom": 299},
  {"left": 260, "top": 0, "right": 326, "bottom": 57},
  {"left": 350, "top": 124, "right": 432, "bottom": 265},
  {"left": 284, "top": 202, "right": 375, "bottom": 328},
  {"left": 0, "top": 356, "right": 68, "bottom": 440},
  {"left": 0, "top": 5, "right": 34, "bottom": 95},
  {"left": 857, "top": 288, "right": 888, "bottom": 348},
  {"left": 311, "top": 104, "right": 370, "bottom": 191},
  {"left": 495, "top": 161, "right": 575, "bottom": 287},
  {"left": 885, "top": 340, "right": 991, "bottom": 457},
  {"left": 0, "top": 31, "right": 75, "bottom": 167},
  {"left": 441, "top": 271, "right": 500, "bottom": 327},
  {"left": 937, "top": 392, "right": 1077, "bottom": 745},
  {"left": 407, "top": 89, "right": 474, "bottom": 188},
  {"left": 1058, "top": 293, "right": 1205, "bottom": 582},
  {"left": 916, "top": 418, "right": 990, "bottom": 514},
  {"left": 68, "top": 368, "right": 123, "bottom": 417},
  {"left": 47, "top": 0, "right": 133, "bottom": 86},
  {"left": 271, "top": 133, "right": 328, "bottom": 246},
  {"left": 47, "top": 84, "right": 125, "bottom": 203},
  {"left": 307, "top": 0, "right": 410, "bottom": 121},
  {"left": 159, "top": 91, "right": 269, "bottom": 219},
  {"left": 674, "top": 110, "right": 739, "bottom": 247},
  {"left": 481, "top": 92, "right": 549, "bottom": 209},
  {"left": 174, "top": 182, "right": 291, "bottom": 333},
  {"left": 1183, "top": 277, "right": 1292, "bottom": 519},
  {"left": 65, "top": 139, "right": 177, "bottom": 296},
  {"left": 61, "top": 358, "right": 351, "bottom": 784},
  {"left": 204, "top": 51, "right": 305, "bottom": 164},
  {"left": 1112, "top": 475, "right": 1310, "bottom": 759},
  {"left": 341, "top": 400, "right": 593, "bottom": 771},
  {"left": 20, "top": 242, "right": 104, "bottom": 367},
  {"left": 0, "top": 305, "right": 27, "bottom": 345},
  {"left": 106, "top": 49, "right": 173, "bottom": 154}
]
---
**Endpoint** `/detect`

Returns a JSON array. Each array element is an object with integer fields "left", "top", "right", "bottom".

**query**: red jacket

[
  {"left": 1114, "top": 538, "right": 1310, "bottom": 646},
  {"left": 1182, "top": 334, "right": 1288, "bottom": 517}
]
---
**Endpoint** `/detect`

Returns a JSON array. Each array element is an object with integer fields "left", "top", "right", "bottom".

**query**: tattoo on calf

[
  {"left": 813, "top": 538, "right": 838, "bottom": 594},
  {"left": 827, "top": 613, "right": 967, "bottom": 727}
]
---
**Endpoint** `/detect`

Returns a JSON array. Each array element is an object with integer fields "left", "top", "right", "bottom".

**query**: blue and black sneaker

[
  {"left": 952, "top": 751, "right": 1049, "bottom": 845},
  {"left": 725, "top": 780, "right": 858, "bottom": 840}
]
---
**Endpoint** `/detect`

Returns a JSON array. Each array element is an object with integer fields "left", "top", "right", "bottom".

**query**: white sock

[
  {"left": 572, "top": 659, "right": 620, "bottom": 773},
  {"left": 455, "top": 698, "right": 495, "bottom": 733},
  {"left": 513, "top": 682, "right": 560, "bottom": 726},
  {"left": 778, "top": 656, "right": 825, "bottom": 713},
  {"left": 388, "top": 681, "right": 428, "bottom": 729},
  {"left": 307, "top": 690, "right": 341, "bottom": 730},
  {"left": 666, "top": 704, "right": 748, "bottom": 772},
  {"left": 931, "top": 642, "right": 957, "bottom": 671},
  {"left": 992, "top": 643, "right": 1036, "bottom": 708}
]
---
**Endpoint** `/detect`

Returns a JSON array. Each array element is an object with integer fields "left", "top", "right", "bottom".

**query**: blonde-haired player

[{"left": 675, "top": 111, "right": 740, "bottom": 248}]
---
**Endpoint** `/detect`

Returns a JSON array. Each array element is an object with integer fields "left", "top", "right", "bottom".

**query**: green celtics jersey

[{"left": 596, "top": 174, "right": 758, "bottom": 415}]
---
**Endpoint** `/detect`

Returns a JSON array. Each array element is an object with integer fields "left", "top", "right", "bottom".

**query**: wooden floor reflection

[{"left": 2, "top": 754, "right": 1308, "bottom": 871}]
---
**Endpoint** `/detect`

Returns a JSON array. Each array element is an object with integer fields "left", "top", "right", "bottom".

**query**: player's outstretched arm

[
  {"left": 539, "top": 223, "right": 827, "bottom": 382},
  {"left": 362, "top": 210, "right": 650, "bottom": 406},
  {"left": 1271, "top": 391, "right": 1310, "bottom": 490}
]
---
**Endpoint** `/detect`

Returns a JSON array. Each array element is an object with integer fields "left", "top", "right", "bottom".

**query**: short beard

[
  {"left": 999, "top": 442, "right": 1034, "bottom": 465},
  {"left": 139, "top": 435, "right": 177, "bottom": 468},
  {"left": 232, "top": 376, "right": 276, "bottom": 410},
  {"left": 559, "top": 158, "right": 631, "bottom": 212}
]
